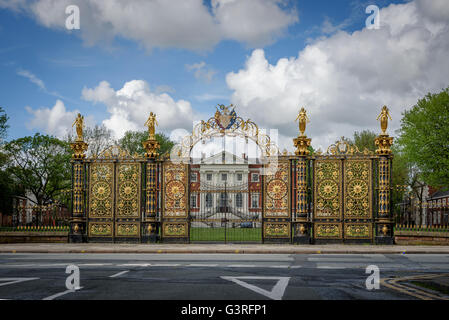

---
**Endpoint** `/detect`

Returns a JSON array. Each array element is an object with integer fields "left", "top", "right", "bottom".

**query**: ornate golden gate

[{"left": 69, "top": 105, "right": 394, "bottom": 245}]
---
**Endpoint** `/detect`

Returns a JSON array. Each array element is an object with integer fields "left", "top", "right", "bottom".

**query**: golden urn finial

[
  {"left": 72, "top": 113, "right": 85, "bottom": 142},
  {"left": 145, "top": 112, "right": 158, "bottom": 140},
  {"left": 296, "top": 107, "right": 310, "bottom": 136},
  {"left": 376, "top": 105, "right": 392, "bottom": 135}
]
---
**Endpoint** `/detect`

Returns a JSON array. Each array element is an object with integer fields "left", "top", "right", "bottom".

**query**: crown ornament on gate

[
  {"left": 70, "top": 113, "right": 88, "bottom": 159},
  {"left": 293, "top": 107, "right": 311, "bottom": 156},
  {"left": 143, "top": 111, "right": 161, "bottom": 159}
]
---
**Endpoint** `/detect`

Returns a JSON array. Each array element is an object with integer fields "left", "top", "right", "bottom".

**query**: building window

[
  {"left": 236, "top": 193, "right": 243, "bottom": 208},
  {"left": 220, "top": 193, "right": 228, "bottom": 207},
  {"left": 252, "top": 173, "right": 259, "bottom": 182},
  {"left": 206, "top": 193, "right": 213, "bottom": 208},
  {"left": 206, "top": 173, "right": 212, "bottom": 181},
  {"left": 251, "top": 194, "right": 259, "bottom": 208},
  {"left": 237, "top": 173, "right": 243, "bottom": 181},
  {"left": 190, "top": 173, "right": 197, "bottom": 182},
  {"left": 190, "top": 194, "right": 197, "bottom": 208},
  {"left": 221, "top": 173, "right": 227, "bottom": 181}
]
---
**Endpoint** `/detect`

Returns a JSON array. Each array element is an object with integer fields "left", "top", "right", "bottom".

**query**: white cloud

[
  {"left": 17, "top": 68, "right": 46, "bottom": 90},
  {"left": 186, "top": 61, "right": 217, "bottom": 82},
  {"left": 25, "top": 99, "right": 92, "bottom": 138},
  {"left": 82, "top": 80, "right": 194, "bottom": 138},
  {"left": 226, "top": 0, "right": 449, "bottom": 151},
  {"left": 0, "top": 0, "right": 298, "bottom": 51}
]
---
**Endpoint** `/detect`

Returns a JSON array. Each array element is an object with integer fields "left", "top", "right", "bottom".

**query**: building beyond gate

[{"left": 69, "top": 105, "right": 395, "bottom": 244}]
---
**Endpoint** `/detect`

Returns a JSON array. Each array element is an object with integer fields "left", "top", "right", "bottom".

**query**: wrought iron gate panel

[
  {"left": 88, "top": 163, "right": 114, "bottom": 238},
  {"left": 115, "top": 162, "right": 141, "bottom": 238},
  {"left": 263, "top": 159, "right": 291, "bottom": 241},
  {"left": 313, "top": 159, "right": 343, "bottom": 240},
  {"left": 162, "top": 161, "right": 189, "bottom": 239},
  {"left": 343, "top": 159, "right": 373, "bottom": 240},
  {"left": 190, "top": 179, "right": 262, "bottom": 243}
]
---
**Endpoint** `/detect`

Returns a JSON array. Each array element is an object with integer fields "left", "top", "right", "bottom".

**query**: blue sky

[{"left": 1, "top": 0, "right": 447, "bottom": 151}]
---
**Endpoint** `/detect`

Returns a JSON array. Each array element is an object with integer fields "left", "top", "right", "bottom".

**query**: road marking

[
  {"left": 151, "top": 264, "right": 180, "bottom": 267},
  {"left": 109, "top": 270, "right": 129, "bottom": 278},
  {"left": 42, "top": 288, "right": 83, "bottom": 300},
  {"left": 269, "top": 265, "right": 290, "bottom": 269},
  {"left": 381, "top": 273, "right": 449, "bottom": 300},
  {"left": 227, "top": 265, "right": 257, "bottom": 268},
  {"left": 221, "top": 276, "right": 290, "bottom": 300},
  {"left": 117, "top": 263, "right": 151, "bottom": 267},
  {"left": 0, "top": 277, "right": 39, "bottom": 287},
  {"left": 187, "top": 264, "right": 219, "bottom": 267},
  {"left": 78, "top": 263, "right": 112, "bottom": 266}
]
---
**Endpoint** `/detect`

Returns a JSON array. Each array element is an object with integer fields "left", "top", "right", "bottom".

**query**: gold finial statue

[
  {"left": 377, "top": 106, "right": 392, "bottom": 135},
  {"left": 296, "top": 107, "right": 310, "bottom": 136},
  {"left": 72, "top": 113, "right": 85, "bottom": 142},
  {"left": 144, "top": 112, "right": 158, "bottom": 140}
]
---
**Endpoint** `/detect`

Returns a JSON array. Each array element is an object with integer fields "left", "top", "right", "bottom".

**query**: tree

[
  {"left": 352, "top": 130, "right": 377, "bottom": 152},
  {"left": 397, "top": 87, "right": 449, "bottom": 188},
  {"left": 66, "top": 124, "right": 114, "bottom": 158},
  {"left": 4, "top": 134, "right": 72, "bottom": 206},
  {"left": 0, "top": 107, "right": 8, "bottom": 142},
  {"left": 119, "top": 131, "right": 174, "bottom": 157}
]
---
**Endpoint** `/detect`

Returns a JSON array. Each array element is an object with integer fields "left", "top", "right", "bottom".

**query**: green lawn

[{"left": 190, "top": 227, "right": 262, "bottom": 242}]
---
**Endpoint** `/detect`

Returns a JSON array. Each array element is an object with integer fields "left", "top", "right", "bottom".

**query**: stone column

[{"left": 69, "top": 140, "right": 88, "bottom": 243}]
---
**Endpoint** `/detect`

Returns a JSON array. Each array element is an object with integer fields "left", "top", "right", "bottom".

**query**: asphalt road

[{"left": 0, "top": 253, "right": 448, "bottom": 300}]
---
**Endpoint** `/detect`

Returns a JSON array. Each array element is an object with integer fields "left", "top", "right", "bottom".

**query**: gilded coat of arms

[{"left": 215, "top": 104, "right": 237, "bottom": 130}]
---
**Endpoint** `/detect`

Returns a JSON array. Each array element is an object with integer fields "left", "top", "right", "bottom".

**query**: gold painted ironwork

[
  {"left": 377, "top": 105, "right": 392, "bottom": 135},
  {"left": 146, "top": 163, "right": 157, "bottom": 217},
  {"left": 296, "top": 158, "right": 308, "bottom": 217},
  {"left": 264, "top": 160, "right": 289, "bottom": 218},
  {"left": 170, "top": 104, "right": 279, "bottom": 161},
  {"left": 344, "top": 160, "right": 372, "bottom": 218},
  {"left": 296, "top": 107, "right": 310, "bottom": 136},
  {"left": 116, "top": 163, "right": 141, "bottom": 218},
  {"left": 314, "top": 223, "right": 342, "bottom": 239},
  {"left": 72, "top": 163, "right": 84, "bottom": 217},
  {"left": 89, "top": 163, "right": 114, "bottom": 218},
  {"left": 163, "top": 222, "right": 188, "bottom": 237},
  {"left": 89, "top": 145, "right": 142, "bottom": 161},
  {"left": 293, "top": 107, "right": 311, "bottom": 156},
  {"left": 263, "top": 222, "right": 290, "bottom": 238},
  {"left": 72, "top": 113, "right": 85, "bottom": 142},
  {"left": 116, "top": 223, "right": 140, "bottom": 237},
  {"left": 314, "top": 160, "right": 342, "bottom": 218},
  {"left": 143, "top": 112, "right": 161, "bottom": 159},
  {"left": 326, "top": 138, "right": 373, "bottom": 156},
  {"left": 378, "top": 158, "right": 391, "bottom": 217},
  {"left": 89, "top": 222, "right": 113, "bottom": 237},
  {"left": 163, "top": 162, "right": 188, "bottom": 218},
  {"left": 344, "top": 223, "right": 372, "bottom": 239}
]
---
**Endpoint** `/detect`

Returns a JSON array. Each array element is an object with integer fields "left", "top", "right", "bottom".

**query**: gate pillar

[
  {"left": 142, "top": 113, "right": 161, "bottom": 243},
  {"left": 375, "top": 106, "right": 394, "bottom": 244},
  {"left": 292, "top": 110, "right": 312, "bottom": 244},
  {"left": 69, "top": 114, "right": 88, "bottom": 243}
]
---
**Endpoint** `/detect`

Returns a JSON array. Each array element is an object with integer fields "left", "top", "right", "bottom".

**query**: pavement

[
  {"left": 1, "top": 253, "right": 449, "bottom": 300},
  {"left": 1, "top": 243, "right": 449, "bottom": 254}
]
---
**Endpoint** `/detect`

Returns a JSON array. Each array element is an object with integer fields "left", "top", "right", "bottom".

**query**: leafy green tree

[
  {"left": 0, "top": 107, "right": 8, "bottom": 142},
  {"left": 4, "top": 134, "right": 72, "bottom": 206},
  {"left": 397, "top": 87, "right": 449, "bottom": 188},
  {"left": 352, "top": 130, "right": 377, "bottom": 152},
  {"left": 119, "top": 131, "right": 174, "bottom": 157}
]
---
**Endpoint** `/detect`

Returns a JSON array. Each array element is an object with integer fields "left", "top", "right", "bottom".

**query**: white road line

[
  {"left": 151, "top": 264, "right": 180, "bottom": 267},
  {"left": 269, "top": 265, "right": 290, "bottom": 269},
  {"left": 227, "top": 265, "right": 257, "bottom": 268},
  {"left": 42, "top": 287, "right": 83, "bottom": 300},
  {"left": 221, "top": 276, "right": 290, "bottom": 300},
  {"left": 109, "top": 270, "right": 129, "bottom": 278},
  {"left": 0, "top": 278, "right": 39, "bottom": 287},
  {"left": 187, "top": 264, "right": 219, "bottom": 267},
  {"left": 117, "top": 263, "right": 151, "bottom": 267}
]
